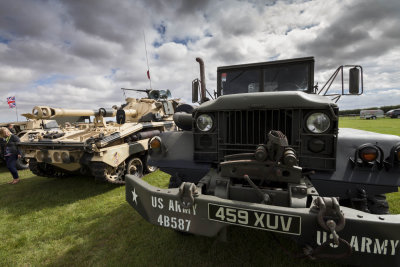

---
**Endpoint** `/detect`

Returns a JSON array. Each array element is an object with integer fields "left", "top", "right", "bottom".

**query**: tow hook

[
  {"left": 306, "top": 197, "right": 352, "bottom": 260},
  {"left": 178, "top": 182, "right": 199, "bottom": 208},
  {"left": 315, "top": 197, "right": 345, "bottom": 245}
]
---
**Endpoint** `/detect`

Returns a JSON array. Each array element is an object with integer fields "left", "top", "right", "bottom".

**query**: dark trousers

[{"left": 5, "top": 155, "right": 19, "bottom": 179}]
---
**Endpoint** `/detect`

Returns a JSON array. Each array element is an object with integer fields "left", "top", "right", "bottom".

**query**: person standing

[
  {"left": 0, "top": 127, "right": 21, "bottom": 184},
  {"left": 6, "top": 124, "right": 16, "bottom": 134}
]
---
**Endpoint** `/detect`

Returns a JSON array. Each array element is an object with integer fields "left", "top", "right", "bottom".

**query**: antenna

[{"left": 143, "top": 31, "right": 152, "bottom": 89}]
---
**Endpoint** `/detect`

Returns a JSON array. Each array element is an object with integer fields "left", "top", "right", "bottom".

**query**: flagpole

[
  {"left": 15, "top": 103, "right": 19, "bottom": 122},
  {"left": 143, "top": 31, "right": 152, "bottom": 89}
]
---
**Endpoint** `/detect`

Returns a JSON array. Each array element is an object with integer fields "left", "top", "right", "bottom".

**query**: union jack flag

[{"left": 7, "top": 96, "right": 16, "bottom": 108}]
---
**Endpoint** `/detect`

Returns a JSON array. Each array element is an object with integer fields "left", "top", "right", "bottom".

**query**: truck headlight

[
  {"left": 306, "top": 113, "right": 330, "bottom": 133},
  {"left": 196, "top": 114, "right": 213, "bottom": 132}
]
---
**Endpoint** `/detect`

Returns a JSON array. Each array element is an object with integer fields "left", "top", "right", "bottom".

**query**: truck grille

[{"left": 217, "top": 109, "right": 301, "bottom": 160}]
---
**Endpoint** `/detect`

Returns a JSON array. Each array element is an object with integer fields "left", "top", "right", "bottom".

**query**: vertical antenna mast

[{"left": 143, "top": 31, "right": 152, "bottom": 89}]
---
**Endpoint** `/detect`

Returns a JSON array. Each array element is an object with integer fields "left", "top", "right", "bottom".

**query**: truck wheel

[
  {"left": 16, "top": 157, "right": 29, "bottom": 170},
  {"left": 144, "top": 154, "right": 158, "bottom": 174},
  {"left": 371, "top": 116, "right": 376, "bottom": 120},
  {"left": 168, "top": 176, "right": 182, "bottom": 188},
  {"left": 126, "top": 158, "right": 143, "bottom": 178},
  {"left": 368, "top": 194, "right": 389, "bottom": 214}
]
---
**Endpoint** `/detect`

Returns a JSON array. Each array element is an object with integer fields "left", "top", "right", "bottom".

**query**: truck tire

[
  {"left": 168, "top": 175, "right": 182, "bottom": 188},
  {"left": 144, "top": 154, "right": 158, "bottom": 174},
  {"left": 16, "top": 157, "right": 29, "bottom": 170},
  {"left": 368, "top": 194, "right": 389, "bottom": 214}
]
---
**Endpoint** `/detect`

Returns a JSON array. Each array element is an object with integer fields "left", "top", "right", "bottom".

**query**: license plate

[{"left": 208, "top": 203, "right": 301, "bottom": 235}]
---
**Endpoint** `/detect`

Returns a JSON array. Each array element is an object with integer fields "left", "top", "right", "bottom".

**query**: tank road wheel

[
  {"left": 16, "top": 157, "right": 29, "bottom": 170},
  {"left": 29, "top": 159, "right": 68, "bottom": 178},
  {"left": 144, "top": 154, "right": 158, "bottom": 174},
  {"left": 126, "top": 157, "right": 144, "bottom": 178},
  {"left": 91, "top": 162, "right": 126, "bottom": 185},
  {"left": 29, "top": 159, "right": 47, "bottom": 177}
]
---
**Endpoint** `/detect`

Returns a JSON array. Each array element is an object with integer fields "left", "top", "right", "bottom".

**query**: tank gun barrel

[{"left": 30, "top": 106, "right": 116, "bottom": 119}]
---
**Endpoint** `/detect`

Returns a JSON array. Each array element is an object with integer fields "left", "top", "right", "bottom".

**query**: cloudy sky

[{"left": 0, "top": 0, "right": 399, "bottom": 122}]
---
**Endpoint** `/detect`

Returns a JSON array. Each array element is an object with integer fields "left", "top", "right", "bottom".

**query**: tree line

[{"left": 339, "top": 104, "right": 400, "bottom": 116}]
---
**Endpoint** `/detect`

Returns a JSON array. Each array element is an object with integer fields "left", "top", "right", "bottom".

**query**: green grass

[
  {"left": 0, "top": 117, "right": 399, "bottom": 266},
  {"left": 0, "top": 170, "right": 334, "bottom": 267},
  {"left": 339, "top": 116, "right": 400, "bottom": 136}
]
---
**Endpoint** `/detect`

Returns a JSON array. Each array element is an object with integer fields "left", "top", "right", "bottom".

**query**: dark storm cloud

[
  {"left": 298, "top": 0, "right": 400, "bottom": 69},
  {"left": 142, "top": 0, "right": 211, "bottom": 15},
  {"left": 0, "top": 0, "right": 64, "bottom": 40},
  {"left": 59, "top": 0, "right": 149, "bottom": 47}
]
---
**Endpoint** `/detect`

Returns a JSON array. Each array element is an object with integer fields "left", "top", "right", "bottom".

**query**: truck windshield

[{"left": 220, "top": 62, "right": 310, "bottom": 95}]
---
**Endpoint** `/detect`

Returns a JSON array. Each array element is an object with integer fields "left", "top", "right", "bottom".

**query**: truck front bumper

[{"left": 126, "top": 175, "right": 400, "bottom": 266}]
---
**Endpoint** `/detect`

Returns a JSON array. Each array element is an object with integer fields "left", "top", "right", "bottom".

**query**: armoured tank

[
  {"left": 18, "top": 90, "right": 180, "bottom": 184},
  {"left": 0, "top": 119, "right": 61, "bottom": 170}
]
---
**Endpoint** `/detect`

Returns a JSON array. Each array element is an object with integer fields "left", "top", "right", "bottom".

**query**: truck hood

[{"left": 196, "top": 91, "right": 336, "bottom": 112}]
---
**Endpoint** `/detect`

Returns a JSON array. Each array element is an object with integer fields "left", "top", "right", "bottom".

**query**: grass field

[{"left": 1, "top": 117, "right": 399, "bottom": 266}]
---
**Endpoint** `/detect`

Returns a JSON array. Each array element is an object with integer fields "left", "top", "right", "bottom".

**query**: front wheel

[
  {"left": 368, "top": 194, "right": 389, "bottom": 214},
  {"left": 144, "top": 154, "right": 158, "bottom": 174},
  {"left": 168, "top": 176, "right": 182, "bottom": 188}
]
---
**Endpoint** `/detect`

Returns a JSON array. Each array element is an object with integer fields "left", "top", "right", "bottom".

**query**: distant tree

[{"left": 339, "top": 104, "right": 400, "bottom": 116}]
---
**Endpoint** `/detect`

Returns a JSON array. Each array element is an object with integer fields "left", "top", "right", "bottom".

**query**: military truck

[
  {"left": 125, "top": 57, "right": 400, "bottom": 266},
  {"left": 19, "top": 92, "right": 179, "bottom": 184}
]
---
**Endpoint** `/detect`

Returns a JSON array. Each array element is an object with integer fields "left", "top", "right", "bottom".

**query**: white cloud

[{"left": 0, "top": 0, "right": 399, "bottom": 122}]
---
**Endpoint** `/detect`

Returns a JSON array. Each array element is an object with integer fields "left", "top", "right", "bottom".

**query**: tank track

[
  {"left": 90, "top": 162, "right": 125, "bottom": 185},
  {"left": 29, "top": 159, "right": 68, "bottom": 178}
]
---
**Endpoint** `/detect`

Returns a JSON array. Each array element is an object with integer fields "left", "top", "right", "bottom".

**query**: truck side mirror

[
  {"left": 349, "top": 67, "right": 360, "bottom": 94},
  {"left": 192, "top": 79, "right": 199, "bottom": 103}
]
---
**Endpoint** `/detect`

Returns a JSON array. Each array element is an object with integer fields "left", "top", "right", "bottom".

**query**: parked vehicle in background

[
  {"left": 359, "top": 109, "right": 384, "bottom": 119},
  {"left": 19, "top": 92, "right": 180, "bottom": 184},
  {"left": 386, "top": 109, "right": 400, "bottom": 118},
  {"left": 0, "top": 119, "right": 60, "bottom": 170}
]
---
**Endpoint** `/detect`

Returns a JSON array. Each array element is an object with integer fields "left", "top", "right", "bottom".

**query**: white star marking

[{"left": 132, "top": 188, "right": 138, "bottom": 205}]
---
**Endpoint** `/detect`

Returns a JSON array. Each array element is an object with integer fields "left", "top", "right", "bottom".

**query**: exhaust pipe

[{"left": 196, "top": 57, "right": 207, "bottom": 103}]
